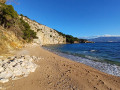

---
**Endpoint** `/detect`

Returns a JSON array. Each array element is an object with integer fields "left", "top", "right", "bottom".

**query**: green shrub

[
  {"left": 20, "top": 14, "right": 23, "bottom": 17},
  {"left": 0, "top": 4, "right": 18, "bottom": 28},
  {"left": 53, "top": 29, "right": 80, "bottom": 43},
  {"left": 20, "top": 17, "right": 37, "bottom": 42},
  {"left": 37, "top": 29, "right": 42, "bottom": 32},
  {"left": 66, "top": 35, "right": 80, "bottom": 43},
  {"left": 6, "top": 22, "right": 11, "bottom": 27},
  {"left": 3, "top": 5, "right": 18, "bottom": 18},
  {"left": 79, "top": 39, "right": 88, "bottom": 43},
  {"left": 54, "top": 29, "right": 65, "bottom": 37}
]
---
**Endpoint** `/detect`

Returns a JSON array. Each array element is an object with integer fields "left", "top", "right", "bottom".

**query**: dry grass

[{"left": 0, "top": 26, "right": 23, "bottom": 55}]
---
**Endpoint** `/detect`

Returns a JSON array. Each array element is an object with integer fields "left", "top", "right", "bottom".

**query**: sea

[{"left": 43, "top": 42, "right": 120, "bottom": 76}]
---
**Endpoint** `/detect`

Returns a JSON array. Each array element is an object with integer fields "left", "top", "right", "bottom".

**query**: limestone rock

[
  {"left": 0, "top": 55, "right": 38, "bottom": 83},
  {"left": 20, "top": 16, "right": 66, "bottom": 45}
]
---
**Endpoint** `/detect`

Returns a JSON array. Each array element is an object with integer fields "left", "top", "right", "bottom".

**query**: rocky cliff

[
  {"left": 21, "top": 16, "right": 66, "bottom": 45},
  {"left": 0, "top": 1, "right": 66, "bottom": 55}
]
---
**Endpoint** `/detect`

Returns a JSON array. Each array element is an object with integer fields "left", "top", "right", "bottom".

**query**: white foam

[{"left": 55, "top": 52, "right": 120, "bottom": 76}]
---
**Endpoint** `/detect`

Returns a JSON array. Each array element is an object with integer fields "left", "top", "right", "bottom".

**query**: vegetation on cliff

[
  {"left": 54, "top": 29, "right": 90, "bottom": 44},
  {"left": 20, "top": 17, "right": 37, "bottom": 42},
  {"left": 65, "top": 35, "right": 79, "bottom": 43},
  {"left": 54, "top": 29, "right": 79, "bottom": 43},
  {"left": 0, "top": 3, "right": 18, "bottom": 28},
  {"left": 0, "top": 0, "right": 91, "bottom": 46},
  {"left": 0, "top": 2, "right": 37, "bottom": 42}
]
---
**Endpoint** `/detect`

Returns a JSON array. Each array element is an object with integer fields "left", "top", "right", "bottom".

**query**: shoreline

[
  {"left": 43, "top": 46, "right": 120, "bottom": 77},
  {"left": 0, "top": 43, "right": 120, "bottom": 90}
]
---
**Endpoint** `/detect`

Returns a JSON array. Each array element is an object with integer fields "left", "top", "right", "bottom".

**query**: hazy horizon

[{"left": 80, "top": 34, "right": 120, "bottom": 39}]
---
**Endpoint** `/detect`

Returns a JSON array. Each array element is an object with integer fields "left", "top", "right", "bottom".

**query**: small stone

[
  {"left": 21, "top": 62, "right": 25, "bottom": 66},
  {"left": 31, "top": 67, "right": 37, "bottom": 72},
  {"left": 8, "top": 56, "right": 15, "bottom": 60},
  {"left": 0, "top": 72, "right": 8, "bottom": 78},
  {"left": 0, "top": 67, "right": 4, "bottom": 72},
  {"left": 0, "top": 56, "right": 3, "bottom": 58},
  {"left": 32, "top": 56, "right": 37, "bottom": 60},
  {"left": 25, "top": 55, "right": 31, "bottom": 60},
  {"left": 28, "top": 58, "right": 33, "bottom": 62},
  {"left": 0, "top": 79, "right": 9, "bottom": 83},
  {"left": 10, "top": 62, "right": 17, "bottom": 67},
  {"left": 4, "top": 72, "right": 13, "bottom": 78},
  {"left": 18, "top": 59, "right": 24, "bottom": 62},
  {"left": 13, "top": 70, "right": 22, "bottom": 76}
]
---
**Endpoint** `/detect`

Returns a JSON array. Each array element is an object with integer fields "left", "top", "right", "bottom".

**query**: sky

[{"left": 8, "top": 0, "right": 120, "bottom": 38}]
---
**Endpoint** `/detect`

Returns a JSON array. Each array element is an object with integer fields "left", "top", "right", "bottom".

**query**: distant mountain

[{"left": 88, "top": 37, "right": 120, "bottom": 42}]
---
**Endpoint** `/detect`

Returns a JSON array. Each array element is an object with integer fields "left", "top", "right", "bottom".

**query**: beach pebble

[
  {"left": 0, "top": 79, "right": 9, "bottom": 83},
  {"left": 25, "top": 55, "right": 31, "bottom": 59},
  {"left": 0, "top": 56, "right": 3, "bottom": 58},
  {"left": 0, "top": 67, "right": 4, "bottom": 72},
  {"left": 32, "top": 56, "right": 37, "bottom": 60}
]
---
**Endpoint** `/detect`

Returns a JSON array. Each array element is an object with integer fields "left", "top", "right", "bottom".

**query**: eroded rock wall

[{"left": 22, "top": 16, "right": 66, "bottom": 45}]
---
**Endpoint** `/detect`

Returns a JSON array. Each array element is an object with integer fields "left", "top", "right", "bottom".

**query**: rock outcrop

[
  {"left": 21, "top": 16, "right": 66, "bottom": 45},
  {"left": 0, "top": 55, "right": 39, "bottom": 83}
]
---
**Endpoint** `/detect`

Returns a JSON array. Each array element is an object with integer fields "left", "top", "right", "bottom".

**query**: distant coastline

[{"left": 88, "top": 36, "right": 120, "bottom": 42}]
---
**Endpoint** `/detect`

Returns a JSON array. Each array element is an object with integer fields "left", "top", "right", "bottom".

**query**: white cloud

[
  {"left": 80, "top": 34, "right": 120, "bottom": 39},
  {"left": 100, "top": 34, "right": 120, "bottom": 37}
]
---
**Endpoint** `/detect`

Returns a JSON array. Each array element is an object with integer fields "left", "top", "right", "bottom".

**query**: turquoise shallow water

[{"left": 43, "top": 43, "right": 120, "bottom": 76}]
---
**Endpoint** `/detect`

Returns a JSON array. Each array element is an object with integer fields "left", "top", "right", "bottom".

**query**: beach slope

[{"left": 1, "top": 44, "right": 120, "bottom": 90}]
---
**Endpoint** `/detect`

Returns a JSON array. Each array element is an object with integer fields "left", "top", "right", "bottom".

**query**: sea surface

[{"left": 43, "top": 42, "right": 120, "bottom": 76}]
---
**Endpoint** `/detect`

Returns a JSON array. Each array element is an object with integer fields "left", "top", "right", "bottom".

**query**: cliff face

[
  {"left": 21, "top": 16, "right": 66, "bottom": 45},
  {"left": 0, "top": 2, "right": 66, "bottom": 55}
]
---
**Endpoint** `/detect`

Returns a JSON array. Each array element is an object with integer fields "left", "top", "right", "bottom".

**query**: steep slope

[
  {"left": 0, "top": 2, "right": 37, "bottom": 54},
  {"left": 0, "top": 1, "right": 66, "bottom": 55},
  {"left": 21, "top": 16, "right": 66, "bottom": 45},
  {"left": 0, "top": 26, "right": 23, "bottom": 55}
]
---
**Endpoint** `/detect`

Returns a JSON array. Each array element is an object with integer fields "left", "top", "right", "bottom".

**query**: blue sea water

[{"left": 43, "top": 43, "right": 120, "bottom": 76}]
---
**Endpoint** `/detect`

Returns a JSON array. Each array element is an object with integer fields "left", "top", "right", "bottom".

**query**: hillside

[
  {"left": 0, "top": 26, "right": 23, "bottom": 55},
  {"left": 0, "top": 1, "right": 67, "bottom": 54},
  {"left": 0, "top": 1, "right": 39, "bottom": 54},
  {"left": 0, "top": 0, "right": 84, "bottom": 55}
]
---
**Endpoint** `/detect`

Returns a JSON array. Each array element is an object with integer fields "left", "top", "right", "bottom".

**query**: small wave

[
  {"left": 85, "top": 55, "right": 99, "bottom": 61},
  {"left": 90, "top": 50, "right": 97, "bottom": 52},
  {"left": 57, "top": 52, "right": 120, "bottom": 76},
  {"left": 43, "top": 46, "right": 120, "bottom": 76}
]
